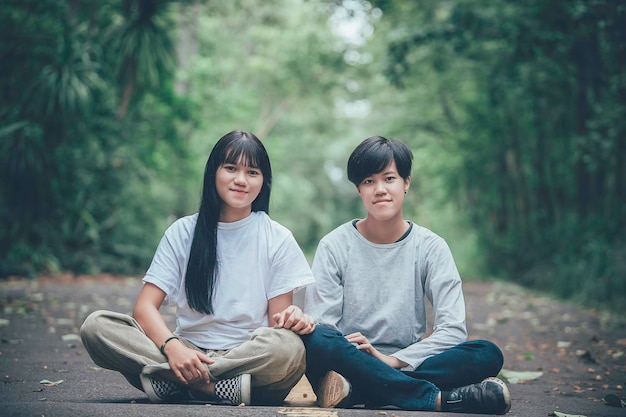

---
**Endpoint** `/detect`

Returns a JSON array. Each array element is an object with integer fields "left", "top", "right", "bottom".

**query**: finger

[
  {"left": 272, "top": 312, "right": 283, "bottom": 327},
  {"left": 296, "top": 317, "right": 315, "bottom": 334},
  {"left": 298, "top": 315, "right": 313, "bottom": 330},
  {"left": 198, "top": 366, "right": 209, "bottom": 382},
  {"left": 185, "top": 367, "right": 196, "bottom": 381},
  {"left": 298, "top": 322, "right": 314, "bottom": 335},
  {"left": 274, "top": 311, "right": 287, "bottom": 327},
  {"left": 280, "top": 305, "right": 305, "bottom": 329},
  {"left": 172, "top": 367, "right": 188, "bottom": 385},
  {"left": 192, "top": 369, "right": 204, "bottom": 382},
  {"left": 196, "top": 354, "right": 212, "bottom": 381},
  {"left": 284, "top": 311, "right": 302, "bottom": 329},
  {"left": 300, "top": 322, "right": 315, "bottom": 334},
  {"left": 290, "top": 318, "right": 306, "bottom": 332},
  {"left": 198, "top": 352, "right": 215, "bottom": 364}
]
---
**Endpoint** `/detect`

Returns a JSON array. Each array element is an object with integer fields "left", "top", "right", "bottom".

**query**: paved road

[{"left": 1, "top": 275, "right": 624, "bottom": 416}]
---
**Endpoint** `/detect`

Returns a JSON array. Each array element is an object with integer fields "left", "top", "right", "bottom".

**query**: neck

[
  {"left": 357, "top": 215, "right": 408, "bottom": 244},
  {"left": 219, "top": 206, "right": 252, "bottom": 223}
]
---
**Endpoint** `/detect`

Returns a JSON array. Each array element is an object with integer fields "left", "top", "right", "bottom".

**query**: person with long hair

[
  {"left": 301, "top": 136, "right": 511, "bottom": 414},
  {"left": 81, "top": 131, "right": 315, "bottom": 406}
]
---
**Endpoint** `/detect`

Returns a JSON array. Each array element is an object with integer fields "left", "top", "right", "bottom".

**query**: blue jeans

[{"left": 301, "top": 325, "right": 504, "bottom": 411}]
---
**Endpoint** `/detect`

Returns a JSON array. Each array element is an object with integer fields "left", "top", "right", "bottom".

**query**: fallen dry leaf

[{"left": 39, "top": 379, "right": 64, "bottom": 386}]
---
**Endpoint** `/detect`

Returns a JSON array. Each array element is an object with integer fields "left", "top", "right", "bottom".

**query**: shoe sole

[
  {"left": 239, "top": 373, "right": 252, "bottom": 405},
  {"left": 317, "top": 371, "right": 350, "bottom": 408},
  {"left": 484, "top": 377, "right": 512, "bottom": 414}
]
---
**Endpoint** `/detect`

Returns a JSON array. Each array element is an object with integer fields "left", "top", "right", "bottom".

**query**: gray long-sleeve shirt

[{"left": 303, "top": 220, "right": 467, "bottom": 371}]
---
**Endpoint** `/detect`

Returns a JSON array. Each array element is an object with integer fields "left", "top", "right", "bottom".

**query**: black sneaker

[
  {"left": 213, "top": 374, "right": 251, "bottom": 405},
  {"left": 442, "top": 377, "right": 511, "bottom": 415},
  {"left": 316, "top": 371, "right": 352, "bottom": 408}
]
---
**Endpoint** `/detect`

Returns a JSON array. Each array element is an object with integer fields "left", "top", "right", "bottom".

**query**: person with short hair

[{"left": 301, "top": 135, "right": 511, "bottom": 414}]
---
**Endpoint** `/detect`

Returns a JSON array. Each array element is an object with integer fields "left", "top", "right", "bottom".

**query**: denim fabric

[{"left": 301, "top": 325, "right": 503, "bottom": 411}]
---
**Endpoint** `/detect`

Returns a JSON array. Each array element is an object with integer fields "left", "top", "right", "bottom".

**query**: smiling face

[
  {"left": 356, "top": 160, "right": 410, "bottom": 223},
  {"left": 215, "top": 158, "right": 264, "bottom": 222}
]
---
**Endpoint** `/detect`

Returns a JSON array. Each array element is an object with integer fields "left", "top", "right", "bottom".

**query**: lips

[{"left": 373, "top": 199, "right": 391, "bottom": 204}]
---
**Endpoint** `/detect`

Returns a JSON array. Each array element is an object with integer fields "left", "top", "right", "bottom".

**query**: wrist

[{"left": 160, "top": 335, "right": 180, "bottom": 357}]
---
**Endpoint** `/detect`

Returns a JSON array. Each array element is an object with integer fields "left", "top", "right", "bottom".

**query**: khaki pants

[{"left": 80, "top": 310, "right": 306, "bottom": 405}]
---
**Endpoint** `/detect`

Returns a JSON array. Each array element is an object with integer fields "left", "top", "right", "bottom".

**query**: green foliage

[
  {"left": 367, "top": 0, "right": 626, "bottom": 311},
  {"left": 0, "top": 0, "right": 188, "bottom": 276},
  {"left": 2, "top": 0, "right": 624, "bottom": 314},
  {"left": 0, "top": 0, "right": 356, "bottom": 275}
]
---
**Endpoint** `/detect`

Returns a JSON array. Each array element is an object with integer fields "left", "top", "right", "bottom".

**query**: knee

[
  {"left": 80, "top": 310, "right": 109, "bottom": 342},
  {"left": 301, "top": 325, "right": 346, "bottom": 357},
  {"left": 274, "top": 328, "right": 306, "bottom": 360},
  {"left": 254, "top": 327, "right": 306, "bottom": 367},
  {"left": 474, "top": 340, "right": 504, "bottom": 375}
]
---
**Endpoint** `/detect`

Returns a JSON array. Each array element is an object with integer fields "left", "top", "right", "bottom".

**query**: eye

[
  {"left": 361, "top": 179, "right": 373, "bottom": 185},
  {"left": 248, "top": 169, "right": 260, "bottom": 176},
  {"left": 223, "top": 165, "right": 236, "bottom": 171},
  {"left": 385, "top": 176, "right": 396, "bottom": 182}
]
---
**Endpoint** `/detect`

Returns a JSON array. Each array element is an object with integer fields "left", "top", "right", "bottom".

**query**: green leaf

[{"left": 497, "top": 369, "right": 543, "bottom": 384}]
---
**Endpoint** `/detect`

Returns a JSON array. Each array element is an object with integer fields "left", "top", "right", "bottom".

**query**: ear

[{"left": 404, "top": 176, "right": 411, "bottom": 194}]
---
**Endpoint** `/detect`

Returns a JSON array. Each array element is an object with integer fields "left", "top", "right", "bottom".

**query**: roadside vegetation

[{"left": 1, "top": 0, "right": 624, "bottom": 313}]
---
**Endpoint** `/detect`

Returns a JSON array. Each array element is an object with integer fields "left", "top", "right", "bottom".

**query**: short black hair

[{"left": 347, "top": 136, "right": 413, "bottom": 185}]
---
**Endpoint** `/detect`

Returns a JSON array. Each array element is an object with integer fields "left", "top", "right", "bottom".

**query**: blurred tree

[
  {"left": 177, "top": 0, "right": 364, "bottom": 253},
  {"left": 0, "top": 0, "right": 188, "bottom": 275},
  {"left": 111, "top": 0, "right": 176, "bottom": 117},
  {"left": 0, "top": 0, "right": 362, "bottom": 274},
  {"left": 366, "top": 0, "right": 626, "bottom": 310}
]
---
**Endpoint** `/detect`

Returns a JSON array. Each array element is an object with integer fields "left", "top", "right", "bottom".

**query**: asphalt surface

[{"left": 1, "top": 274, "right": 624, "bottom": 417}]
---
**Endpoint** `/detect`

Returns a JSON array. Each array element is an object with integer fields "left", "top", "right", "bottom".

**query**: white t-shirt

[{"left": 143, "top": 211, "right": 315, "bottom": 350}]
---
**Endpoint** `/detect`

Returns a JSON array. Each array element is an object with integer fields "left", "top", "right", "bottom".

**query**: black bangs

[
  {"left": 347, "top": 136, "right": 413, "bottom": 185},
  {"left": 347, "top": 138, "right": 394, "bottom": 184},
  {"left": 360, "top": 148, "right": 394, "bottom": 177},
  {"left": 223, "top": 138, "right": 262, "bottom": 168}
]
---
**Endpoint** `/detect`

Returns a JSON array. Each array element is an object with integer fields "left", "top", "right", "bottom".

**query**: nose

[
  {"left": 374, "top": 181, "right": 386, "bottom": 195},
  {"left": 234, "top": 170, "right": 247, "bottom": 184}
]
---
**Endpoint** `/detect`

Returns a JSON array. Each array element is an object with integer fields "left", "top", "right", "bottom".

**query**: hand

[
  {"left": 272, "top": 305, "right": 316, "bottom": 335},
  {"left": 346, "top": 331, "right": 378, "bottom": 356},
  {"left": 164, "top": 339, "right": 214, "bottom": 385},
  {"left": 345, "top": 332, "right": 408, "bottom": 369}
]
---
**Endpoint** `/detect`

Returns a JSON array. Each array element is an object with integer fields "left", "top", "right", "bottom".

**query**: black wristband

[{"left": 160, "top": 335, "right": 179, "bottom": 356}]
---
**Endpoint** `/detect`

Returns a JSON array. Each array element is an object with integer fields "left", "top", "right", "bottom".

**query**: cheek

[{"left": 251, "top": 180, "right": 264, "bottom": 196}]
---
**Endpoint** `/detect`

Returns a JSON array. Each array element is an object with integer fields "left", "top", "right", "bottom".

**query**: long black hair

[{"left": 185, "top": 131, "right": 272, "bottom": 314}]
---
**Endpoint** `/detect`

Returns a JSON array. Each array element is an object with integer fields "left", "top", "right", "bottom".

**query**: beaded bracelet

[{"left": 160, "top": 335, "right": 180, "bottom": 356}]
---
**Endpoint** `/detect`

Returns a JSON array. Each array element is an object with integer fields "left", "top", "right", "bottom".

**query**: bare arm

[{"left": 133, "top": 283, "right": 213, "bottom": 385}]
